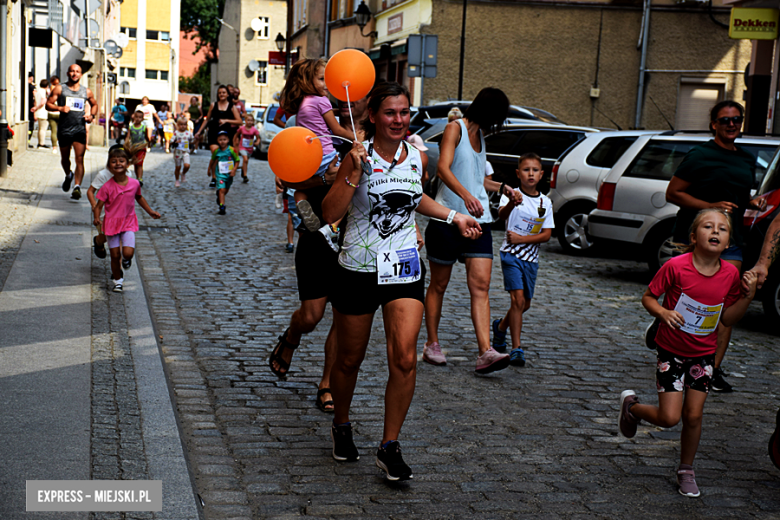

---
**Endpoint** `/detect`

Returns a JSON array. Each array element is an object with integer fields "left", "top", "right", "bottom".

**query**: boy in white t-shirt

[
  {"left": 87, "top": 144, "right": 135, "bottom": 258},
  {"left": 491, "top": 153, "right": 555, "bottom": 367},
  {"left": 170, "top": 117, "right": 193, "bottom": 187}
]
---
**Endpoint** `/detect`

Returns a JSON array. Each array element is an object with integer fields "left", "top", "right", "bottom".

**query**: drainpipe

[
  {"left": 634, "top": 0, "right": 650, "bottom": 129},
  {"left": 324, "top": 0, "right": 331, "bottom": 57},
  {"left": 1, "top": 0, "right": 9, "bottom": 177}
]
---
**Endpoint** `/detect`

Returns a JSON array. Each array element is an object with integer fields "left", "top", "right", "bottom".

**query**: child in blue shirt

[{"left": 209, "top": 131, "right": 239, "bottom": 215}]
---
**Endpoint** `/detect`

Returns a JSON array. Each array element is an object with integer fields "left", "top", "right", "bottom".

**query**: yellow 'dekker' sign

[{"left": 730, "top": 8, "right": 780, "bottom": 40}]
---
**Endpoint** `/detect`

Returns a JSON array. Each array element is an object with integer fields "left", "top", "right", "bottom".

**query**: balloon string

[
  {"left": 345, "top": 85, "right": 358, "bottom": 143},
  {"left": 308, "top": 135, "right": 354, "bottom": 144}
]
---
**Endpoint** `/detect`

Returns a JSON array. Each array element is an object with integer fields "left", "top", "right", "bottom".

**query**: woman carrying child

[
  {"left": 618, "top": 208, "right": 758, "bottom": 497},
  {"left": 92, "top": 147, "right": 161, "bottom": 292}
]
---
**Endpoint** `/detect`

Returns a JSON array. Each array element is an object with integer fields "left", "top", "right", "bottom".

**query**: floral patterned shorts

[{"left": 656, "top": 346, "right": 715, "bottom": 394}]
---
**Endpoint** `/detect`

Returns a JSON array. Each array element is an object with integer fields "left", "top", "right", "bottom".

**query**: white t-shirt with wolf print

[{"left": 339, "top": 140, "right": 423, "bottom": 273}]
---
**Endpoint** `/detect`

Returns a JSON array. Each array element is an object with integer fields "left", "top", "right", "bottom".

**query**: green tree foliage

[
  {"left": 180, "top": 0, "right": 226, "bottom": 55},
  {"left": 179, "top": 63, "right": 212, "bottom": 105}
]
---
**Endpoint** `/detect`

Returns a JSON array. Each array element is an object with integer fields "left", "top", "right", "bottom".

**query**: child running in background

[
  {"left": 209, "top": 131, "right": 239, "bottom": 215},
  {"left": 491, "top": 153, "right": 554, "bottom": 367},
  {"left": 279, "top": 58, "right": 352, "bottom": 231},
  {"left": 618, "top": 208, "right": 758, "bottom": 498},
  {"left": 87, "top": 144, "right": 135, "bottom": 259},
  {"left": 124, "top": 110, "right": 149, "bottom": 185},
  {"left": 163, "top": 117, "right": 175, "bottom": 153},
  {"left": 233, "top": 113, "right": 260, "bottom": 183},
  {"left": 93, "top": 147, "right": 161, "bottom": 293},
  {"left": 170, "top": 116, "right": 193, "bottom": 187}
]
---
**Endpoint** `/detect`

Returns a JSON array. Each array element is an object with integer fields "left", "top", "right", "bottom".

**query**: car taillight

[
  {"left": 596, "top": 181, "right": 616, "bottom": 211},
  {"left": 550, "top": 161, "right": 560, "bottom": 189}
]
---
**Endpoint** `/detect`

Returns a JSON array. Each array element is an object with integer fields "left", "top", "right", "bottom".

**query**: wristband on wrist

[
  {"left": 345, "top": 177, "right": 359, "bottom": 189},
  {"left": 499, "top": 182, "right": 506, "bottom": 195},
  {"left": 446, "top": 209, "right": 457, "bottom": 225},
  {"left": 322, "top": 175, "right": 328, "bottom": 185}
]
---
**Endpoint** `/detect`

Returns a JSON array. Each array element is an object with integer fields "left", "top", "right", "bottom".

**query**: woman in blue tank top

[{"left": 423, "top": 88, "right": 519, "bottom": 374}]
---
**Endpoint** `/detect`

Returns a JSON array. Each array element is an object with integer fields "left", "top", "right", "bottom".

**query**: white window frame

[
  {"left": 120, "top": 27, "right": 137, "bottom": 39},
  {"left": 256, "top": 61, "right": 269, "bottom": 85},
  {"left": 255, "top": 17, "right": 270, "bottom": 39}
]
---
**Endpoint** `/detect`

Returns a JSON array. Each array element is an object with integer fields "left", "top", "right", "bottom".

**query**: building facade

[
  {"left": 117, "top": 0, "right": 181, "bottom": 109},
  {"left": 213, "top": 0, "right": 288, "bottom": 107},
  {"left": 419, "top": 0, "right": 751, "bottom": 131}
]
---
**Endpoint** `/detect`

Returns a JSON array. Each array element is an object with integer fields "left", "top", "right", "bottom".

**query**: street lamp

[
  {"left": 354, "top": 1, "right": 378, "bottom": 38},
  {"left": 275, "top": 33, "right": 285, "bottom": 52}
]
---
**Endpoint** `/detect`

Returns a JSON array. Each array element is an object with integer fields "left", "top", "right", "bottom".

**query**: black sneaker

[
  {"left": 62, "top": 171, "right": 74, "bottom": 192},
  {"left": 712, "top": 367, "right": 733, "bottom": 393},
  {"left": 218, "top": 205, "right": 226, "bottom": 215},
  {"left": 209, "top": 179, "right": 216, "bottom": 188},
  {"left": 242, "top": 175, "right": 249, "bottom": 183},
  {"left": 331, "top": 423, "right": 359, "bottom": 462},
  {"left": 138, "top": 179, "right": 144, "bottom": 188},
  {"left": 644, "top": 318, "right": 660, "bottom": 350},
  {"left": 70, "top": 186, "right": 81, "bottom": 200},
  {"left": 122, "top": 258, "right": 132, "bottom": 269},
  {"left": 376, "top": 441, "right": 412, "bottom": 481},
  {"left": 93, "top": 236, "right": 107, "bottom": 259}
]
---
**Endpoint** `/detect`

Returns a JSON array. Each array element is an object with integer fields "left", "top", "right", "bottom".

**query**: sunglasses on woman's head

[{"left": 716, "top": 116, "right": 744, "bottom": 126}]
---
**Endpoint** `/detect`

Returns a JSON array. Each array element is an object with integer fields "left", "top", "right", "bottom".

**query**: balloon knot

[
  {"left": 342, "top": 81, "right": 351, "bottom": 87},
  {"left": 305, "top": 136, "right": 314, "bottom": 144}
]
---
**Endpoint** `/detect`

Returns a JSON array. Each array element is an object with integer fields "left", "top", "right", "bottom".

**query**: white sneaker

[
  {"left": 318, "top": 225, "right": 339, "bottom": 253},
  {"left": 175, "top": 180, "right": 181, "bottom": 187},
  {"left": 112, "top": 278, "right": 124, "bottom": 293}
]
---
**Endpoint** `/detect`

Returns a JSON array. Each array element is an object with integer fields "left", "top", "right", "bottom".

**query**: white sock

[{"left": 113, "top": 278, "right": 124, "bottom": 285}]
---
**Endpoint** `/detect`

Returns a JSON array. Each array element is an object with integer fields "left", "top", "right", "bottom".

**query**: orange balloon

[
  {"left": 325, "top": 49, "right": 376, "bottom": 102},
  {"left": 268, "top": 127, "right": 323, "bottom": 183}
]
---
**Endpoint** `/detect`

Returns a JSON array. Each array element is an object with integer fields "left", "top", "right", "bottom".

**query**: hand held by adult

[
  {"left": 453, "top": 213, "right": 482, "bottom": 239},
  {"left": 743, "top": 265, "right": 767, "bottom": 292}
]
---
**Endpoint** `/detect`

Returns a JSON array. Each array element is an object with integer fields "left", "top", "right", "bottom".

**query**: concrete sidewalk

[{"left": 0, "top": 148, "right": 200, "bottom": 519}]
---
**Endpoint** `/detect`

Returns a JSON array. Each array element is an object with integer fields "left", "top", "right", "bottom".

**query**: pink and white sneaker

[
  {"left": 475, "top": 348, "right": 510, "bottom": 374},
  {"left": 422, "top": 341, "right": 447, "bottom": 366}
]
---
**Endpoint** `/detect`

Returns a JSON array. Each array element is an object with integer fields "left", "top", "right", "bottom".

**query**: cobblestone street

[{"left": 123, "top": 148, "right": 780, "bottom": 519}]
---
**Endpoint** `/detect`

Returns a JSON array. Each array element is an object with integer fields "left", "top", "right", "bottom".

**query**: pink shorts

[{"left": 107, "top": 231, "right": 136, "bottom": 249}]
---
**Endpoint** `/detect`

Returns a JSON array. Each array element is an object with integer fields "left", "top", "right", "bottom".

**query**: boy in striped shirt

[{"left": 492, "top": 153, "right": 555, "bottom": 367}]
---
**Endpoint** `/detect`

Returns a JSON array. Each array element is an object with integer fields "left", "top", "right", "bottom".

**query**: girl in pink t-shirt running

[
  {"left": 233, "top": 113, "right": 260, "bottom": 183},
  {"left": 93, "top": 147, "right": 161, "bottom": 293},
  {"left": 618, "top": 208, "right": 758, "bottom": 498},
  {"left": 279, "top": 59, "right": 352, "bottom": 232}
]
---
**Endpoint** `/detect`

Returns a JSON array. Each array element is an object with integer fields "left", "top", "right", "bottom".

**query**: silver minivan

[
  {"left": 549, "top": 130, "right": 659, "bottom": 254},
  {"left": 588, "top": 132, "right": 779, "bottom": 271}
]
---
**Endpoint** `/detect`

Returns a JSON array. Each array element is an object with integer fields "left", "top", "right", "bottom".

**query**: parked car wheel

[
  {"left": 643, "top": 224, "right": 675, "bottom": 273},
  {"left": 762, "top": 275, "right": 780, "bottom": 324},
  {"left": 557, "top": 203, "right": 597, "bottom": 255}
]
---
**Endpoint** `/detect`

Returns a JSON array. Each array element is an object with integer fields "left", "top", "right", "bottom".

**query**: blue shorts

[
  {"left": 315, "top": 151, "right": 338, "bottom": 178},
  {"left": 500, "top": 251, "right": 539, "bottom": 298},
  {"left": 425, "top": 220, "right": 493, "bottom": 265},
  {"left": 720, "top": 243, "right": 743, "bottom": 262},
  {"left": 286, "top": 191, "right": 301, "bottom": 229}
]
